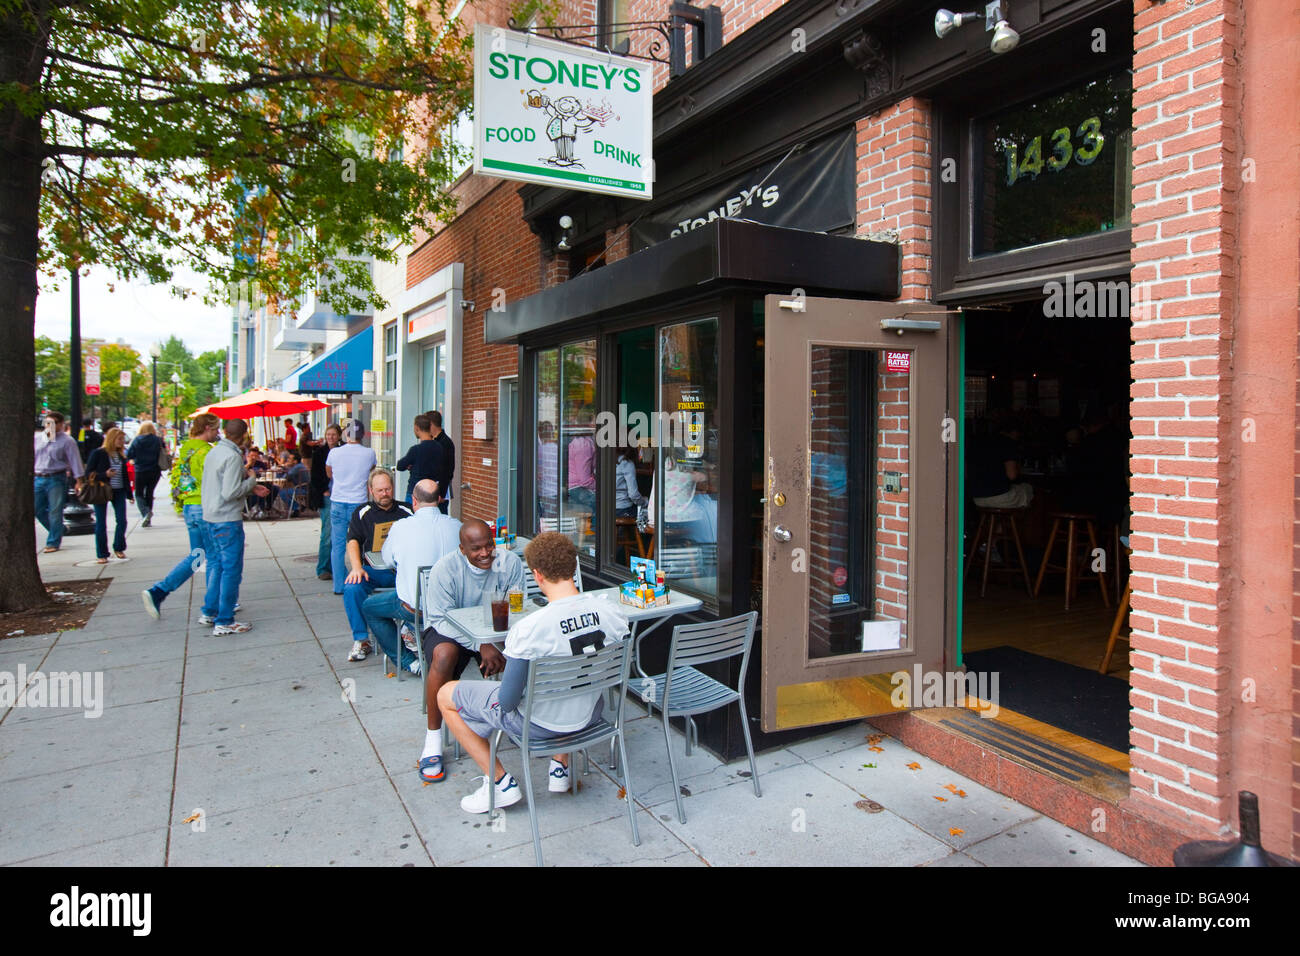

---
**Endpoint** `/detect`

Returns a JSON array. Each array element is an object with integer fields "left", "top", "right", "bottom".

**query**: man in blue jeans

[
  {"left": 33, "top": 411, "right": 85, "bottom": 552},
  {"left": 326, "top": 420, "right": 377, "bottom": 595},
  {"left": 141, "top": 414, "right": 219, "bottom": 620},
  {"left": 340, "top": 469, "right": 411, "bottom": 662},
  {"left": 362, "top": 479, "right": 462, "bottom": 673},
  {"left": 199, "top": 419, "right": 268, "bottom": 635}
]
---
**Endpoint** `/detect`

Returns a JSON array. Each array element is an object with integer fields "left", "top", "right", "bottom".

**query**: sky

[{"left": 34, "top": 264, "right": 232, "bottom": 358}]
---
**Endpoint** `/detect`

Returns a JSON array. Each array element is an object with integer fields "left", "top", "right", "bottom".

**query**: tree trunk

[{"left": 1, "top": 3, "right": 53, "bottom": 611}]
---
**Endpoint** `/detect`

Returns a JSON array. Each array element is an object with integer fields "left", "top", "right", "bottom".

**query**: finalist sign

[{"left": 473, "top": 24, "right": 653, "bottom": 200}]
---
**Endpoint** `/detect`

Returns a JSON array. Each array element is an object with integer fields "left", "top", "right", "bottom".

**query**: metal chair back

[{"left": 665, "top": 611, "right": 757, "bottom": 674}]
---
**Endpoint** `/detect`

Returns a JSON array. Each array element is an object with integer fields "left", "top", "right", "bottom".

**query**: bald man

[
  {"left": 362, "top": 479, "right": 461, "bottom": 673},
  {"left": 415, "top": 519, "right": 526, "bottom": 783}
]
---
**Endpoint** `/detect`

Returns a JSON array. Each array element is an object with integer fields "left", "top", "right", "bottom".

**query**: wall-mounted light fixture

[
  {"left": 556, "top": 215, "right": 573, "bottom": 252},
  {"left": 934, "top": 1, "right": 1020, "bottom": 54}
]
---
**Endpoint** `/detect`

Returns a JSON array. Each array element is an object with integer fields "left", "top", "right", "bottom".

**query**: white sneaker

[
  {"left": 407, "top": 658, "right": 421, "bottom": 676},
  {"left": 461, "top": 774, "right": 522, "bottom": 813},
  {"left": 548, "top": 759, "right": 570, "bottom": 793},
  {"left": 213, "top": 621, "right": 253, "bottom": 635},
  {"left": 400, "top": 623, "right": 418, "bottom": 654}
]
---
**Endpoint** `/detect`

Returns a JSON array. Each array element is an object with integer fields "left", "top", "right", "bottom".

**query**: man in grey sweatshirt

[{"left": 200, "top": 419, "right": 269, "bottom": 634}]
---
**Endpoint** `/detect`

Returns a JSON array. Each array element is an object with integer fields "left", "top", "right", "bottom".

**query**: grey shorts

[{"left": 451, "top": 681, "right": 563, "bottom": 742}]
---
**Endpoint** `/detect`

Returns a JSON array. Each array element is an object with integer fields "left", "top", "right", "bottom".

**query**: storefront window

[
  {"left": 974, "top": 69, "right": 1132, "bottom": 256},
  {"left": 651, "top": 318, "right": 719, "bottom": 599},
  {"left": 533, "top": 340, "right": 598, "bottom": 556}
]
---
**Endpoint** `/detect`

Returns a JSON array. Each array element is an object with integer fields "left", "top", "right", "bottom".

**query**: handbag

[
  {"left": 157, "top": 441, "right": 172, "bottom": 471},
  {"left": 78, "top": 475, "right": 112, "bottom": 506}
]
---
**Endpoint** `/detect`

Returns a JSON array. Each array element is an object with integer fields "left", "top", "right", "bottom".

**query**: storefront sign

[
  {"left": 473, "top": 25, "right": 653, "bottom": 200},
  {"left": 407, "top": 300, "right": 447, "bottom": 344},
  {"left": 630, "top": 130, "right": 855, "bottom": 251},
  {"left": 885, "top": 351, "right": 911, "bottom": 373},
  {"left": 472, "top": 409, "right": 492, "bottom": 440}
]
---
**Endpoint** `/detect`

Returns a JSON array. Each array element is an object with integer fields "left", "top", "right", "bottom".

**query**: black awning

[{"left": 484, "top": 219, "right": 899, "bottom": 344}]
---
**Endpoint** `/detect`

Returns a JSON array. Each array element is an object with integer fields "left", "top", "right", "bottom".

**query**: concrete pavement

[{"left": 1, "top": 504, "right": 1142, "bottom": 866}]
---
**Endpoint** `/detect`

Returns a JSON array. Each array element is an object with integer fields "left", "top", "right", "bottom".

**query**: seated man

[
  {"left": 361, "top": 479, "right": 462, "bottom": 674},
  {"left": 415, "top": 519, "right": 526, "bottom": 783},
  {"left": 439, "top": 532, "right": 628, "bottom": 812},
  {"left": 342, "top": 468, "right": 413, "bottom": 662},
  {"left": 276, "top": 451, "right": 310, "bottom": 513}
]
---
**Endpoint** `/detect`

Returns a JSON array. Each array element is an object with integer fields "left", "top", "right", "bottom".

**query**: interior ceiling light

[{"left": 934, "top": 2, "right": 1020, "bottom": 54}]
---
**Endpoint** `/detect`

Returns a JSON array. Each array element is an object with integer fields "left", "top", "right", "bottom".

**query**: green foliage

[
  {"left": 35, "top": 336, "right": 70, "bottom": 414},
  {"left": 95, "top": 343, "right": 150, "bottom": 415},
  {"left": 18, "top": 0, "right": 475, "bottom": 314}
]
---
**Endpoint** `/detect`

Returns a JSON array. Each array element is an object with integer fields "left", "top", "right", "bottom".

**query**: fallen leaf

[
  {"left": 954, "top": 789, "right": 967, "bottom": 798},
  {"left": 943, "top": 784, "right": 960, "bottom": 793},
  {"left": 854, "top": 799, "right": 884, "bottom": 813},
  {"left": 868, "top": 746, "right": 884, "bottom": 753},
  {"left": 949, "top": 827, "right": 965, "bottom": 837},
  {"left": 866, "top": 733, "right": 884, "bottom": 745},
  {"left": 385, "top": 673, "right": 395, "bottom": 679},
  {"left": 181, "top": 812, "right": 201, "bottom": 824},
  {"left": 906, "top": 761, "right": 921, "bottom": 770},
  {"left": 934, "top": 795, "right": 947, "bottom": 802},
  {"left": 616, "top": 787, "right": 626, "bottom": 800},
  {"left": 862, "top": 762, "right": 876, "bottom": 768}
]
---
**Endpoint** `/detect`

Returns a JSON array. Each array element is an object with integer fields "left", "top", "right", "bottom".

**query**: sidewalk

[{"left": 1, "top": 505, "right": 1142, "bottom": 866}]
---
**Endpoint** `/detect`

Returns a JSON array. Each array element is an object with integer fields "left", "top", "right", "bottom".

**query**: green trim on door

[{"left": 956, "top": 314, "right": 966, "bottom": 667}]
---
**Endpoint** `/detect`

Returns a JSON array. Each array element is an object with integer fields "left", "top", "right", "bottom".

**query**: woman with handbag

[
  {"left": 127, "top": 422, "right": 164, "bottom": 526},
  {"left": 85, "top": 427, "right": 133, "bottom": 563}
]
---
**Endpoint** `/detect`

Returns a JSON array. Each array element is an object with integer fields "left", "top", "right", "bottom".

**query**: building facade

[{"left": 378, "top": 0, "right": 1299, "bottom": 864}]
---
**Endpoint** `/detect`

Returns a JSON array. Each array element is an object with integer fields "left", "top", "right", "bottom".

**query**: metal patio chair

[
  {"left": 487, "top": 638, "right": 639, "bottom": 866},
  {"left": 640, "top": 611, "right": 760, "bottom": 824}
]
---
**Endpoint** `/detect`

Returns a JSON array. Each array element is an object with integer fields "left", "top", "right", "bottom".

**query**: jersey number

[{"left": 568, "top": 631, "right": 606, "bottom": 656}]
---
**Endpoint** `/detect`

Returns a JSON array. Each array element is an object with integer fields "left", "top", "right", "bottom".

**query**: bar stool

[
  {"left": 964, "top": 506, "right": 1033, "bottom": 598},
  {"left": 1099, "top": 547, "right": 1132, "bottom": 674},
  {"left": 1033, "top": 512, "right": 1112, "bottom": 610}
]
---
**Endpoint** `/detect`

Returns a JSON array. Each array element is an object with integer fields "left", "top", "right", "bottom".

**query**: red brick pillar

[{"left": 1128, "top": 0, "right": 1243, "bottom": 832}]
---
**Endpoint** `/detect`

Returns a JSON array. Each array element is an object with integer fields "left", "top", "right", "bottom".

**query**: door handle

[{"left": 772, "top": 525, "right": 792, "bottom": 543}]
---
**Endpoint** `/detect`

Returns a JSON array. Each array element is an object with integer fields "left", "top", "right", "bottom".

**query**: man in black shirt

[
  {"left": 79, "top": 418, "right": 103, "bottom": 459},
  {"left": 428, "top": 409, "right": 455, "bottom": 514},
  {"left": 395, "top": 413, "right": 445, "bottom": 504},
  {"left": 342, "top": 468, "right": 413, "bottom": 661},
  {"left": 968, "top": 416, "right": 1033, "bottom": 510}
]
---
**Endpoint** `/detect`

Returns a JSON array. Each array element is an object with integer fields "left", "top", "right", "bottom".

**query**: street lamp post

[
  {"left": 149, "top": 343, "right": 160, "bottom": 423},
  {"left": 170, "top": 371, "right": 182, "bottom": 440}
]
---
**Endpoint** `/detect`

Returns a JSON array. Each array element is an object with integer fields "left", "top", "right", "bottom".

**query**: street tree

[{"left": 1, "top": 0, "right": 472, "bottom": 610}]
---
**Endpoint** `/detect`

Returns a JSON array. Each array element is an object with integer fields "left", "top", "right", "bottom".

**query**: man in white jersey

[{"left": 439, "top": 532, "right": 628, "bottom": 813}]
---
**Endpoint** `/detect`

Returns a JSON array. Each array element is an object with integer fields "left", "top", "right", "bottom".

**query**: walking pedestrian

[
  {"left": 127, "top": 422, "right": 164, "bottom": 526},
  {"left": 140, "top": 413, "right": 220, "bottom": 619},
  {"left": 33, "top": 411, "right": 85, "bottom": 553},
  {"left": 200, "top": 418, "right": 270, "bottom": 634},
  {"left": 325, "top": 420, "right": 377, "bottom": 594},
  {"left": 85, "top": 427, "right": 132, "bottom": 563},
  {"left": 308, "top": 422, "right": 341, "bottom": 580}
]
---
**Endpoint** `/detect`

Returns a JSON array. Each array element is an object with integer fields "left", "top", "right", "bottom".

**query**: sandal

[
  {"left": 96, "top": 558, "right": 109, "bottom": 564},
  {"left": 114, "top": 551, "right": 126, "bottom": 559},
  {"left": 41, "top": 547, "right": 59, "bottom": 554},
  {"left": 418, "top": 755, "right": 445, "bottom": 783}
]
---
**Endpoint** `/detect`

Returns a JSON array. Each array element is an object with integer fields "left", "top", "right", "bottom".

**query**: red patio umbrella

[{"left": 196, "top": 388, "right": 328, "bottom": 419}]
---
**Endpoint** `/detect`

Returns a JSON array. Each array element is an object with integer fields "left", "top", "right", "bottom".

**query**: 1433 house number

[{"left": 1004, "top": 116, "right": 1104, "bottom": 186}]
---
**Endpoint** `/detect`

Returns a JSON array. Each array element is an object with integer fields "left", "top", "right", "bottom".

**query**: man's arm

[
  {"left": 395, "top": 445, "right": 414, "bottom": 471},
  {"left": 63, "top": 437, "right": 85, "bottom": 479},
  {"left": 497, "top": 656, "right": 528, "bottom": 713},
  {"left": 345, "top": 539, "right": 366, "bottom": 581}
]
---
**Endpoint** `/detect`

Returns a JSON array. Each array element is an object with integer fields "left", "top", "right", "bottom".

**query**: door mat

[{"left": 961, "top": 645, "right": 1131, "bottom": 752}]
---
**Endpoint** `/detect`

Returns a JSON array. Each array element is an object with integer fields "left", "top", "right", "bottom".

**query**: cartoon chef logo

[{"left": 524, "top": 90, "right": 614, "bottom": 168}]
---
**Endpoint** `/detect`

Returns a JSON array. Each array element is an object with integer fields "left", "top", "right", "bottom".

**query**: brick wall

[
  {"left": 855, "top": 97, "right": 933, "bottom": 301},
  {"left": 409, "top": 181, "right": 541, "bottom": 523},
  {"left": 875, "top": 370, "right": 910, "bottom": 631},
  {"left": 1126, "top": 0, "right": 1242, "bottom": 830}
]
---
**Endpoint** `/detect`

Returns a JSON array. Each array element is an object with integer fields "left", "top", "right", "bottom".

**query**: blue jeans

[
  {"left": 93, "top": 489, "right": 129, "bottom": 558},
  {"left": 34, "top": 475, "right": 69, "bottom": 549},
  {"left": 154, "top": 505, "right": 207, "bottom": 600},
  {"left": 202, "top": 520, "right": 245, "bottom": 625},
  {"left": 362, "top": 588, "right": 418, "bottom": 669},
  {"left": 343, "top": 567, "right": 397, "bottom": 641},
  {"left": 316, "top": 494, "right": 331, "bottom": 575},
  {"left": 329, "top": 499, "right": 362, "bottom": 594}
]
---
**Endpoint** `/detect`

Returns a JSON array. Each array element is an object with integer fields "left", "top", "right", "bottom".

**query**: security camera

[{"left": 460, "top": 299, "right": 475, "bottom": 311}]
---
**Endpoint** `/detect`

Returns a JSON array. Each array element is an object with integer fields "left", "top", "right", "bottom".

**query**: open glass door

[{"left": 762, "top": 295, "right": 953, "bottom": 731}]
